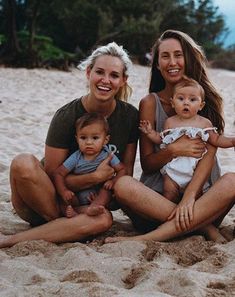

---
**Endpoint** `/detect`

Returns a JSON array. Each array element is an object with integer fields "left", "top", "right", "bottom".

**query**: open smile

[
  {"left": 167, "top": 69, "right": 181, "bottom": 76},
  {"left": 97, "top": 85, "right": 111, "bottom": 92}
]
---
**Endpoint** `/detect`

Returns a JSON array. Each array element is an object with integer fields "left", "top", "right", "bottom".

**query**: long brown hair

[{"left": 149, "top": 29, "right": 224, "bottom": 133}]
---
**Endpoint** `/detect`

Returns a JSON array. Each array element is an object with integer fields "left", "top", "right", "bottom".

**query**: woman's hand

[
  {"left": 169, "top": 135, "right": 206, "bottom": 159},
  {"left": 168, "top": 196, "right": 196, "bottom": 231},
  {"left": 95, "top": 154, "right": 115, "bottom": 183}
]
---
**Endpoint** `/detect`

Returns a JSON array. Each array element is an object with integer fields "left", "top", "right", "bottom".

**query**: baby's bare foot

[
  {"left": 66, "top": 205, "right": 78, "bottom": 218},
  {"left": 86, "top": 205, "right": 105, "bottom": 216}
]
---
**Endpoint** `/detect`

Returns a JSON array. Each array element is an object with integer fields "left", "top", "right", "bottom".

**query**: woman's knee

[
  {"left": 221, "top": 172, "right": 235, "bottom": 194},
  {"left": 222, "top": 172, "right": 235, "bottom": 183},
  {"left": 114, "top": 176, "right": 136, "bottom": 203},
  {"left": 10, "top": 153, "right": 41, "bottom": 181}
]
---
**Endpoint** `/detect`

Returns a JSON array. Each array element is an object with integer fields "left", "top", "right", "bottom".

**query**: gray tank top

[{"left": 140, "top": 93, "right": 221, "bottom": 193}]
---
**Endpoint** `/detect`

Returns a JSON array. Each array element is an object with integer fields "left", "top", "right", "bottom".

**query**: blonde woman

[{"left": 0, "top": 42, "right": 139, "bottom": 247}]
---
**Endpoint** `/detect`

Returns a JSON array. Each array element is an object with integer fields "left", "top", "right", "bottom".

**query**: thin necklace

[{"left": 160, "top": 97, "right": 171, "bottom": 106}]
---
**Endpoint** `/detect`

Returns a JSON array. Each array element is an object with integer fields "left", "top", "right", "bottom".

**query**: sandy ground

[{"left": 0, "top": 65, "right": 234, "bottom": 297}]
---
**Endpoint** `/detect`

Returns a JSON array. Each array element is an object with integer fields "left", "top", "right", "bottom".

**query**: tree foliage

[{"left": 0, "top": 0, "right": 232, "bottom": 69}]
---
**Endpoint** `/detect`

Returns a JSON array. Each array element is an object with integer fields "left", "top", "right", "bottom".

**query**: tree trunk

[
  {"left": 1, "top": 0, "right": 20, "bottom": 58},
  {"left": 27, "top": 0, "right": 41, "bottom": 67}
]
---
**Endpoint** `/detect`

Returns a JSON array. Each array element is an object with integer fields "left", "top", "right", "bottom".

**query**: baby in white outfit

[{"left": 140, "top": 77, "right": 235, "bottom": 201}]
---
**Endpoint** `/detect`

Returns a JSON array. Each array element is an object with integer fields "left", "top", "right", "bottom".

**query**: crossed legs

[
  {"left": 105, "top": 173, "right": 235, "bottom": 243},
  {"left": 0, "top": 154, "right": 113, "bottom": 248}
]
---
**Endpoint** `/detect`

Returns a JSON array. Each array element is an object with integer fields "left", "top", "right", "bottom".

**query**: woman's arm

[
  {"left": 139, "top": 95, "right": 206, "bottom": 173},
  {"left": 122, "top": 142, "right": 137, "bottom": 176},
  {"left": 45, "top": 145, "right": 114, "bottom": 192},
  {"left": 44, "top": 145, "right": 69, "bottom": 177},
  {"left": 139, "top": 94, "right": 170, "bottom": 172},
  {"left": 184, "top": 143, "right": 217, "bottom": 200},
  {"left": 104, "top": 162, "right": 126, "bottom": 190},
  {"left": 53, "top": 165, "right": 75, "bottom": 203},
  {"left": 65, "top": 155, "right": 115, "bottom": 192},
  {"left": 169, "top": 143, "right": 217, "bottom": 230}
]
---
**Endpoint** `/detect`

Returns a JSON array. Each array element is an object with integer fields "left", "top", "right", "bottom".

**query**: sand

[{"left": 0, "top": 65, "right": 234, "bottom": 297}]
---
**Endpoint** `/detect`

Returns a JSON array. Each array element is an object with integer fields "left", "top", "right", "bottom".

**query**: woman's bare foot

[
  {"left": 104, "top": 235, "right": 142, "bottom": 243},
  {"left": 66, "top": 205, "right": 78, "bottom": 218},
  {"left": 203, "top": 225, "right": 227, "bottom": 244},
  {"left": 86, "top": 205, "right": 105, "bottom": 216},
  {"left": 0, "top": 233, "right": 13, "bottom": 248}
]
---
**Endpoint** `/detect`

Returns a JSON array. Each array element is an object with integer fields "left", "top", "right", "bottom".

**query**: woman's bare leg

[
  {"left": 200, "top": 225, "right": 227, "bottom": 243},
  {"left": 105, "top": 173, "right": 235, "bottom": 243},
  {"left": 0, "top": 209, "right": 113, "bottom": 248},
  {"left": 10, "top": 154, "right": 60, "bottom": 224},
  {"left": 163, "top": 176, "right": 226, "bottom": 242}
]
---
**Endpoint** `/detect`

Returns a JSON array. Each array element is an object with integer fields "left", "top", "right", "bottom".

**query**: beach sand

[{"left": 0, "top": 65, "right": 234, "bottom": 296}]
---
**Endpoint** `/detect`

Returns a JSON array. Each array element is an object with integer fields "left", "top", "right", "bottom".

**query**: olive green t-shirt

[{"left": 46, "top": 97, "right": 139, "bottom": 161}]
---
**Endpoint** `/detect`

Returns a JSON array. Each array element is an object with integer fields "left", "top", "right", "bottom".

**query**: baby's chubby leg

[
  {"left": 162, "top": 174, "right": 181, "bottom": 203},
  {"left": 86, "top": 188, "right": 111, "bottom": 216}
]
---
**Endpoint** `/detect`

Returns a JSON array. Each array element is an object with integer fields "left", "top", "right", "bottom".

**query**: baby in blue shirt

[{"left": 53, "top": 113, "right": 125, "bottom": 218}]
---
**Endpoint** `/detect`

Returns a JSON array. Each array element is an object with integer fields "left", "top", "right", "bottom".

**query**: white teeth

[
  {"left": 168, "top": 69, "right": 179, "bottom": 73},
  {"left": 97, "top": 86, "right": 110, "bottom": 91}
]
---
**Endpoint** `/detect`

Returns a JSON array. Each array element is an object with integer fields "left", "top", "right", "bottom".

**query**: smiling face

[
  {"left": 76, "top": 121, "right": 109, "bottom": 159},
  {"left": 158, "top": 38, "right": 185, "bottom": 85},
  {"left": 86, "top": 55, "right": 127, "bottom": 103},
  {"left": 171, "top": 85, "right": 205, "bottom": 119}
]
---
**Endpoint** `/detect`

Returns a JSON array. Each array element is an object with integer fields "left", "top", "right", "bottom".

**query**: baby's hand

[
  {"left": 63, "top": 190, "right": 75, "bottom": 204},
  {"left": 139, "top": 120, "right": 153, "bottom": 135},
  {"left": 104, "top": 180, "right": 114, "bottom": 190},
  {"left": 87, "top": 192, "right": 97, "bottom": 203}
]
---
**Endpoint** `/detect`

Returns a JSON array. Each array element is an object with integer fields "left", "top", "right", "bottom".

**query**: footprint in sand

[
  {"left": 60, "top": 270, "right": 101, "bottom": 283},
  {"left": 206, "top": 280, "right": 235, "bottom": 296}
]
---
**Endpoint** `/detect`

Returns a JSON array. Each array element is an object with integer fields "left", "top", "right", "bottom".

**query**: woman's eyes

[
  {"left": 95, "top": 70, "right": 120, "bottom": 78},
  {"left": 95, "top": 70, "right": 103, "bottom": 75},
  {"left": 111, "top": 73, "right": 120, "bottom": 78},
  {"left": 161, "top": 53, "right": 183, "bottom": 58}
]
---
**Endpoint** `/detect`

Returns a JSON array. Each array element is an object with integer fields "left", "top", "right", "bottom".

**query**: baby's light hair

[
  {"left": 78, "top": 42, "right": 132, "bottom": 101},
  {"left": 174, "top": 76, "right": 205, "bottom": 101}
]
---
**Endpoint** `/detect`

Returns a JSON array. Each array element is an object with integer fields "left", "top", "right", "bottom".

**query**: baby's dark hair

[
  {"left": 75, "top": 113, "right": 110, "bottom": 135},
  {"left": 173, "top": 76, "right": 205, "bottom": 101}
]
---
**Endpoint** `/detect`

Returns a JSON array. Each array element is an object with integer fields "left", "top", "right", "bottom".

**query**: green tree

[{"left": 0, "top": 0, "right": 230, "bottom": 68}]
